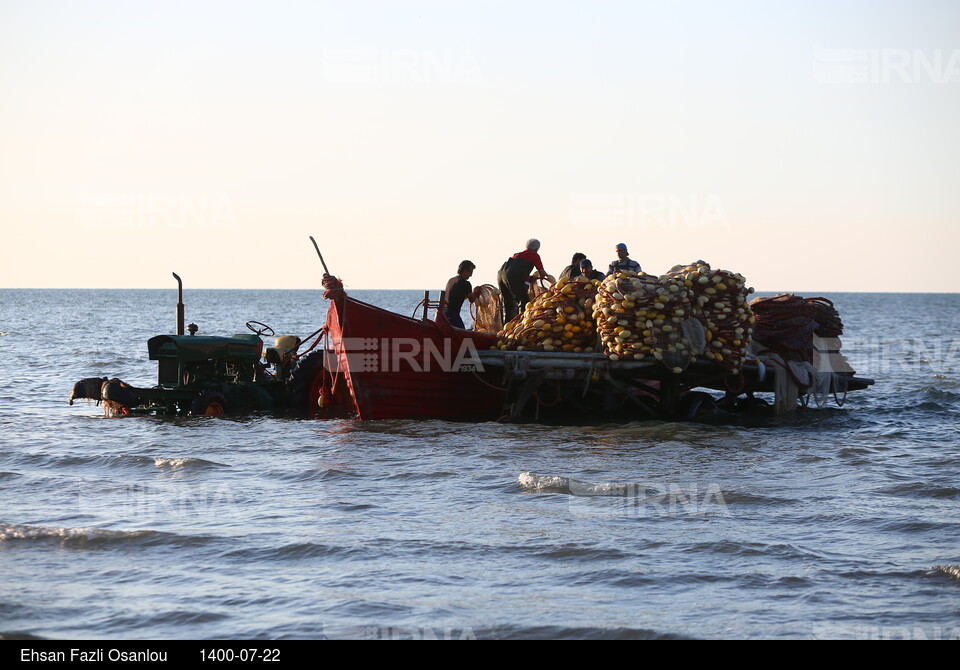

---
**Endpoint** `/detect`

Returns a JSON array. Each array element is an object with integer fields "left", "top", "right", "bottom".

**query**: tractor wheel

[
  {"left": 289, "top": 351, "right": 328, "bottom": 417},
  {"left": 190, "top": 391, "right": 229, "bottom": 416}
]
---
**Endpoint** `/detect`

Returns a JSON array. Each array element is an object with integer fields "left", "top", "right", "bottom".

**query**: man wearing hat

[{"left": 607, "top": 243, "right": 642, "bottom": 276}]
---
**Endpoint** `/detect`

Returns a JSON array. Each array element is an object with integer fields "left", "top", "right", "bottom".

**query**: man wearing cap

[
  {"left": 607, "top": 243, "right": 642, "bottom": 276},
  {"left": 578, "top": 258, "right": 605, "bottom": 282}
]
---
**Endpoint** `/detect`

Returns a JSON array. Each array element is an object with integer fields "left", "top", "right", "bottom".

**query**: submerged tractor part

[
  {"left": 190, "top": 390, "right": 228, "bottom": 416},
  {"left": 101, "top": 379, "right": 140, "bottom": 417},
  {"left": 69, "top": 377, "right": 107, "bottom": 406},
  {"left": 69, "top": 377, "right": 139, "bottom": 417}
]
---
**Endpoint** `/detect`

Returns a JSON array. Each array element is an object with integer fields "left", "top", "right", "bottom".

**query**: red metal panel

[{"left": 325, "top": 296, "right": 504, "bottom": 421}]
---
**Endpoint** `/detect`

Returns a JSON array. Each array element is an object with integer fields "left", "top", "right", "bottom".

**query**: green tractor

[{"left": 68, "top": 273, "right": 326, "bottom": 417}]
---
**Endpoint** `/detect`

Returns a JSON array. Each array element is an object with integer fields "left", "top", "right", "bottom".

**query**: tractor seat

[{"left": 265, "top": 335, "right": 301, "bottom": 366}]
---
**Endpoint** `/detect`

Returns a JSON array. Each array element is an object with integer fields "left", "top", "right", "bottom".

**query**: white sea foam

[
  {"left": 0, "top": 522, "right": 134, "bottom": 542},
  {"left": 153, "top": 457, "right": 221, "bottom": 468},
  {"left": 517, "top": 472, "right": 630, "bottom": 496}
]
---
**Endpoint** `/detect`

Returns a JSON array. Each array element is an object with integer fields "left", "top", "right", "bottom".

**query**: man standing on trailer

[
  {"left": 607, "top": 242, "right": 642, "bottom": 276},
  {"left": 497, "top": 239, "right": 548, "bottom": 322}
]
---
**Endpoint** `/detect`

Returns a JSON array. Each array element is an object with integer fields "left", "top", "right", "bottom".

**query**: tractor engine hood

[{"left": 148, "top": 334, "right": 263, "bottom": 362}]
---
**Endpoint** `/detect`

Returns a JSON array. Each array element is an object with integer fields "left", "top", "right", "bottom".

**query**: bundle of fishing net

[
  {"left": 495, "top": 276, "right": 599, "bottom": 352},
  {"left": 593, "top": 270, "right": 699, "bottom": 371},
  {"left": 666, "top": 261, "right": 756, "bottom": 373},
  {"left": 470, "top": 284, "right": 503, "bottom": 334},
  {"left": 749, "top": 293, "right": 820, "bottom": 360},
  {"left": 749, "top": 293, "right": 844, "bottom": 361},
  {"left": 805, "top": 296, "right": 843, "bottom": 338}
]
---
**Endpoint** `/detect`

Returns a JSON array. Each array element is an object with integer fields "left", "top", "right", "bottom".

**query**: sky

[{"left": 1, "top": 0, "right": 958, "bottom": 292}]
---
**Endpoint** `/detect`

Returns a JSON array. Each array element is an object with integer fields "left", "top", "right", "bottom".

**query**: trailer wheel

[
  {"left": 680, "top": 391, "right": 718, "bottom": 421},
  {"left": 290, "top": 351, "right": 328, "bottom": 416},
  {"left": 190, "top": 391, "right": 228, "bottom": 416}
]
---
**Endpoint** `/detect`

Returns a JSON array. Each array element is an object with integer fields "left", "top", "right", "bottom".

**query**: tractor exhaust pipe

[{"left": 173, "top": 272, "right": 184, "bottom": 335}]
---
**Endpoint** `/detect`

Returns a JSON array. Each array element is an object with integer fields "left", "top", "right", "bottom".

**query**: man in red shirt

[{"left": 497, "top": 239, "right": 548, "bottom": 322}]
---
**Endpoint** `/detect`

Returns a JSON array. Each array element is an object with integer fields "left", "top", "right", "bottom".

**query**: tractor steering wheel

[{"left": 246, "top": 321, "right": 275, "bottom": 337}]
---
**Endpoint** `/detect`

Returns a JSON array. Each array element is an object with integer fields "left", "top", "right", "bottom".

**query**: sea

[{"left": 1, "top": 289, "right": 958, "bottom": 640}]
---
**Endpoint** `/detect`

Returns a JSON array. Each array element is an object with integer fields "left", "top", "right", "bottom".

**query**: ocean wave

[
  {"left": 312, "top": 623, "right": 679, "bottom": 640},
  {"left": 8, "top": 453, "right": 224, "bottom": 470},
  {"left": 268, "top": 467, "right": 360, "bottom": 483},
  {"left": 718, "top": 490, "right": 794, "bottom": 506},
  {"left": 517, "top": 473, "right": 724, "bottom": 508},
  {"left": 0, "top": 522, "right": 218, "bottom": 550},
  {"left": 474, "top": 625, "right": 680, "bottom": 640},
  {"left": 0, "top": 631, "right": 46, "bottom": 640},
  {"left": 878, "top": 482, "right": 960, "bottom": 500},
  {"left": 383, "top": 470, "right": 459, "bottom": 481},
  {"left": 105, "top": 610, "right": 231, "bottom": 629},
  {"left": 532, "top": 544, "right": 636, "bottom": 561},
  {"left": 681, "top": 540, "right": 818, "bottom": 560},
  {"left": 219, "top": 541, "right": 371, "bottom": 562},
  {"left": 0, "top": 522, "right": 158, "bottom": 545}
]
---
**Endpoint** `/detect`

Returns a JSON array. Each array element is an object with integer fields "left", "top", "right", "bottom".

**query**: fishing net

[
  {"left": 749, "top": 294, "right": 820, "bottom": 360},
  {"left": 667, "top": 262, "right": 756, "bottom": 373},
  {"left": 750, "top": 293, "right": 845, "bottom": 362},
  {"left": 496, "top": 276, "right": 599, "bottom": 352},
  {"left": 593, "top": 269, "right": 699, "bottom": 371},
  {"left": 470, "top": 284, "right": 503, "bottom": 334},
  {"left": 805, "top": 297, "right": 844, "bottom": 338}
]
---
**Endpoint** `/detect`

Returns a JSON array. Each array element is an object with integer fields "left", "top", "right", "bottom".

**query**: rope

[
  {"left": 471, "top": 369, "right": 509, "bottom": 392},
  {"left": 582, "top": 359, "right": 596, "bottom": 398},
  {"left": 535, "top": 379, "right": 564, "bottom": 407},
  {"left": 321, "top": 273, "right": 345, "bottom": 300},
  {"left": 833, "top": 372, "right": 848, "bottom": 407},
  {"left": 298, "top": 325, "right": 328, "bottom": 358},
  {"left": 811, "top": 368, "right": 831, "bottom": 408}
]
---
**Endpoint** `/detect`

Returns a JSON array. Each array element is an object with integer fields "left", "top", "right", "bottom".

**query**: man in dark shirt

[
  {"left": 497, "top": 239, "right": 548, "bottom": 322},
  {"left": 444, "top": 260, "right": 479, "bottom": 329},
  {"left": 578, "top": 258, "right": 605, "bottom": 282},
  {"left": 559, "top": 252, "right": 587, "bottom": 281},
  {"left": 606, "top": 242, "right": 642, "bottom": 276}
]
